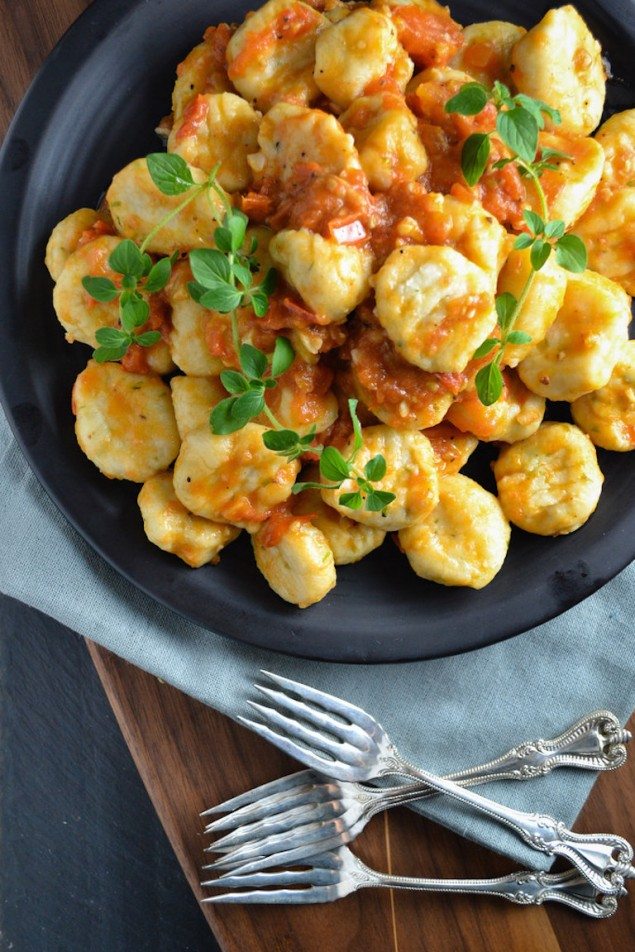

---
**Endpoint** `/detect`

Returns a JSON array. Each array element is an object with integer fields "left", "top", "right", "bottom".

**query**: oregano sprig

[
  {"left": 292, "top": 400, "right": 396, "bottom": 514},
  {"left": 83, "top": 153, "right": 224, "bottom": 363},
  {"left": 446, "top": 83, "right": 589, "bottom": 406}
]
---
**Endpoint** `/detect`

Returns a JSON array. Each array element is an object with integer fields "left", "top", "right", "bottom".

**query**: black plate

[{"left": 1, "top": 0, "right": 634, "bottom": 663}]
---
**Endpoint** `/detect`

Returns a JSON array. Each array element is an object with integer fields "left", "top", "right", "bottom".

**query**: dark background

[{"left": 0, "top": 594, "right": 219, "bottom": 951}]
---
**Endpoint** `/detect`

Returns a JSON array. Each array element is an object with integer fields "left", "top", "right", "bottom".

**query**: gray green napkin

[{"left": 1, "top": 407, "right": 634, "bottom": 870}]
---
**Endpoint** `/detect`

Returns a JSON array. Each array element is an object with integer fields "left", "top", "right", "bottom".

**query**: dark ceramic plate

[{"left": 1, "top": 0, "right": 634, "bottom": 662}]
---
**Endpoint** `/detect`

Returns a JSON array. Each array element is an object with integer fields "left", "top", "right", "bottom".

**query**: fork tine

[
  {"left": 260, "top": 671, "right": 379, "bottom": 734},
  {"left": 208, "top": 865, "right": 339, "bottom": 889},
  {"left": 236, "top": 716, "right": 352, "bottom": 778},
  {"left": 204, "top": 778, "right": 326, "bottom": 835},
  {"left": 201, "top": 769, "right": 315, "bottom": 818},
  {"left": 201, "top": 885, "right": 334, "bottom": 905},
  {"left": 207, "top": 813, "right": 350, "bottom": 868},
  {"left": 255, "top": 685, "right": 372, "bottom": 750},
  {"left": 247, "top": 701, "right": 363, "bottom": 768},
  {"left": 210, "top": 799, "right": 344, "bottom": 852},
  {"left": 205, "top": 830, "right": 358, "bottom": 877}
]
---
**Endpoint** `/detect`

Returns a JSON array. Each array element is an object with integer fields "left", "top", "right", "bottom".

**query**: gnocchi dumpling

[
  {"left": 535, "top": 132, "right": 605, "bottom": 228},
  {"left": 170, "top": 375, "right": 227, "bottom": 439},
  {"left": 497, "top": 249, "right": 567, "bottom": 367},
  {"left": 264, "top": 361, "right": 339, "bottom": 435},
  {"left": 421, "top": 423, "right": 478, "bottom": 476},
  {"left": 248, "top": 102, "right": 360, "bottom": 184},
  {"left": 53, "top": 236, "right": 122, "bottom": 346},
  {"left": 171, "top": 24, "right": 234, "bottom": 119},
  {"left": 314, "top": 8, "right": 407, "bottom": 108},
  {"left": 594, "top": 109, "right": 635, "bottom": 197},
  {"left": 450, "top": 21, "right": 526, "bottom": 87},
  {"left": 509, "top": 6, "right": 606, "bottom": 137},
  {"left": 350, "top": 323, "right": 454, "bottom": 430},
  {"left": 518, "top": 270, "right": 631, "bottom": 402},
  {"left": 398, "top": 474, "right": 511, "bottom": 589},
  {"left": 269, "top": 228, "right": 373, "bottom": 323},
  {"left": 72, "top": 360, "right": 180, "bottom": 482},
  {"left": 168, "top": 93, "right": 261, "bottom": 192},
  {"left": 138, "top": 472, "right": 240, "bottom": 567},
  {"left": 252, "top": 516, "right": 336, "bottom": 608},
  {"left": 293, "top": 484, "right": 385, "bottom": 564},
  {"left": 106, "top": 158, "right": 222, "bottom": 254},
  {"left": 226, "top": 0, "right": 325, "bottom": 111},
  {"left": 45, "top": 208, "right": 103, "bottom": 281},
  {"left": 164, "top": 261, "right": 225, "bottom": 376},
  {"left": 447, "top": 370, "right": 546, "bottom": 443},
  {"left": 574, "top": 189, "right": 635, "bottom": 296},
  {"left": 571, "top": 341, "right": 635, "bottom": 452},
  {"left": 321, "top": 425, "right": 439, "bottom": 531},
  {"left": 373, "top": 245, "right": 496, "bottom": 374},
  {"left": 340, "top": 94, "right": 428, "bottom": 192},
  {"left": 493, "top": 422, "right": 604, "bottom": 536},
  {"left": 173, "top": 423, "right": 300, "bottom": 530}
]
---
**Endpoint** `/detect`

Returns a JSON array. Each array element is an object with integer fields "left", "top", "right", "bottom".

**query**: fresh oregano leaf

[
  {"left": 445, "top": 82, "right": 489, "bottom": 115},
  {"left": 271, "top": 337, "right": 295, "bottom": 378},
  {"left": 227, "top": 210, "right": 248, "bottom": 253},
  {"left": 239, "top": 343, "right": 268, "bottom": 380},
  {"left": 320, "top": 446, "right": 351, "bottom": 483},
  {"left": 109, "top": 239, "right": 145, "bottom": 277},
  {"left": 82, "top": 276, "right": 119, "bottom": 303},
  {"left": 220, "top": 370, "right": 249, "bottom": 394},
  {"left": 506, "top": 330, "right": 533, "bottom": 345},
  {"left": 146, "top": 153, "right": 195, "bottom": 196},
  {"left": 461, "top": 133, "right": 491, "bottom": 187},
  {"left": 93, "top": 344, "right": 129, "bottom": 363},
  {"left": 134, "top": 331, "right": 161, "bottom": 346},
  {"left": 513, "top": 233, "right": 534, "bottom": 250},
  {"left": 262, "top": 429, "right": 301, "bottom": 452},
  {"left": 523, "top": 209, "right": 544, "bottom": 236},
  {"left": 339, "top": 491, "right": 363, "bottom": 510},
  {"left": 364, "top": 454, "right": 387, "bottom": 482},
  {"left": 475, "top": 361, "right": 504, "bottom": 406},
  {"left": 530, "top": 238, "right": 552, "bottom": 271},
  {"left": 199, "top": 284, "right": 243, "bottom": 312},
  {"left": 555, "top": 234, "right": 588, "bottom": 273},
  {"left": 121, "top": 296, "right": 150, "bottom": 333},
  {"left": 473, "top": 338, "right": 499, "bottom": 360},
  {"left": 145, "top": 257, "right": 172, "bottom": 293},
  {"left": 95, "top": 327, "right": 129, "bottom": 346},
  {"left": 189, "top": 248, "right": 232, "bottom": 287},
  {"left": 496, "top": 107, "right": 538, "bottom": 164},
  {"left": 365, "top": 490, "right": 396, "bottom": 512},
  {"left": 495, "top": 292, "right": 517, "bottom": 332}
]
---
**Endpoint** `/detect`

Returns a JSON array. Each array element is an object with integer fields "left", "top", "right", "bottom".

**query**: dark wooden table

[{"left": 3, "top": 2, "right": 635, "bottom": 949}]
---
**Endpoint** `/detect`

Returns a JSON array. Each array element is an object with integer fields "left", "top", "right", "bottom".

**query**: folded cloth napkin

[{"left": 1, "top": 406, "right": 634, "bottom": 870}]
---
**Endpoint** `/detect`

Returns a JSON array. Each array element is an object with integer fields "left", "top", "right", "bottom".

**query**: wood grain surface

[{"left": 3, "top": 1, "right": 635, "bottom": 949}]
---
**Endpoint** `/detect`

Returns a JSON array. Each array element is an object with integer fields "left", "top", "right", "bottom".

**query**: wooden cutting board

[
  {"left": 4, "top": 2, "right": 635, "bottom": 948},
  {"left": 88, "top": 640, "right": 635, "bottom": 952}
]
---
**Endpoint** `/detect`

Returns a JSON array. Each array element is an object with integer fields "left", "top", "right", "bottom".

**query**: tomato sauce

[
  {"left": 259, "top": 507, "right": 312, "bottom": 548},
  {"left": 176, "top": 94, "right": 209, "bottom": 140},
  {"left": 121, "top": 294, "right": 172, "bottom": 375},
  {"left": 77, "top": 219, "right": 114, "bottom": 248},
  {"left": 266, "top": 359, "right": 334, "bottom": 424},
  {"left": 393, "top": 7, "right": 463, "bottom": 69},
  {"left": 227, "top": 4, "right": 320, "bottom": 80}
]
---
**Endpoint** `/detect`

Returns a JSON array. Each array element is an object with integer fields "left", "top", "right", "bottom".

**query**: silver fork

[
  {"left": 202, "top": 711, "right": 630, "bottom": 870},
  {"left": 201, "top": 845, "right": 624, "bottom": 918},
  {"left": 236, "top": 671, "right": 635, "bottom": 896}
]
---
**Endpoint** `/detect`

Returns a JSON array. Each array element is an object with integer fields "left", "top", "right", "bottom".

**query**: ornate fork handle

[
  {"left": 445, "top": 710, "right": 631, "bottom": 783},
  {"left": 348, "top": 854, "right": 621, "bottom": 919},
  {"left": 363, "top": 710, "right": 632, "bottom": 814},
  {"left": 380, "top": 752, "right": 634, "bottom": 895}
]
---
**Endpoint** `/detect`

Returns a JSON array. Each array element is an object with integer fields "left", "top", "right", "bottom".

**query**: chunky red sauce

[
  {"left": 227, "top": 4, "right": 320, "bottom": 80},
  {"left": 393, "top": 8, "right": 463, "bottom": 69},
  {"left": 176, "top": 94, "right": 209, "bottom": 140}
]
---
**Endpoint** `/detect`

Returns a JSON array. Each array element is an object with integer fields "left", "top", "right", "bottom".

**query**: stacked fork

[{"left": 200, "top": 672, "right": 635, "bottom": 917}]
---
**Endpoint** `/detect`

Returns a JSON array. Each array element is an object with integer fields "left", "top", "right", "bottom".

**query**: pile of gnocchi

[{"left": 47, "top": 0, "right": 634, "bottom": 610}]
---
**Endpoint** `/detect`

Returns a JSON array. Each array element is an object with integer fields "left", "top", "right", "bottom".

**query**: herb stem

[
  {"left": 262, "top": 405, "right": 283, "bottom": 431},
  {"left": 521, "top": 162, "right": 549, "bottom": 221},
  {"left": 139, "top": 185, "right": 206, "bottom": 255}
]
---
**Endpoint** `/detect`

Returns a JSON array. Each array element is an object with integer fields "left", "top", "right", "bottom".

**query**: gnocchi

[
  {"left": 493, "top": 423, "right": 604, "bottom": 536},
  {"left": 72, "top": 361, "right": 180, "bottom": 482},
  {"left": 321, "top": 425, "right": 439, "bottom": 531},
  {"left": 48, "top": 2, "right": 631, "bottom": 611},
  {"left": 571, "top": 341, "right": 635, "bottom": 452},
  {"left": 398, "top": 474, "right": 511, "bottom": 589},
  {"left": 252, "top": 516, "right": 336, "bottom": 607},
  {"left": 373, "top": 245, "right": 496, "bottom": 373},
  {"left": 168, "top": 93, "right": 261, "bottom": 192},
  {"left": 53, "top": 236, "right": 122, "bottom": 346},
  {"left": 510, "top": 6, "right": 606, "bottom": 137},
  {"left": 518, "top": 270, "right": 631, "bottom": 402},
  {"left": 106, "top": 158, "right": 223, "bottom": 254},
  {"left": 138, "top": 472, "right": 240, "bottom": 567},
  {"left": 173, "top": 423, "right": 300, "bottom": 530}
]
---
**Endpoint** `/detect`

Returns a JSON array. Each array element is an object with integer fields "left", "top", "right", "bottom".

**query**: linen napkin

[{"left": 1, "top": 406, "right": 634, "bottom": 871}]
